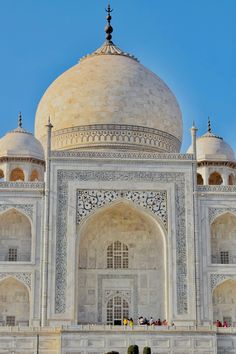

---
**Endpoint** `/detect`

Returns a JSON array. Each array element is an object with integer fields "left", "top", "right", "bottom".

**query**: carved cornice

[
  {"left": 51, "top": 124, "right": 181, "bottom": 153},
  {"left": 0, "top": 156, "right": 45, "bottom": 165},
  {"left": 51, "top": 149, "right": 193, "bottom": 161},
  {"left": 197, "top": 185, "right": 236, "bottom": 193},
  {"left": 0, "top": 181, "right": 44, "bottom": 190},
  {"left": 198, "top": 160, "right": 236, "bottom": 169}
]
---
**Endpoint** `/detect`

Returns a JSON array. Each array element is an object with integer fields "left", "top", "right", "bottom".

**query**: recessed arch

[
  {"left": 197, "top": 173, "right": 204, "bottom": 185},
  {"left": 228, "top": 173, "right": 236, "bottom": 185},
  {"left": 0, "top": 209, "right": 32, "bottom": 262},
  {"left": 106, "top": 295, "right": 129, "bottom": 325},
  {"left": 212, "top": 279, "right": 236, "bottom": 325},
  {"left": 211, "top": 212, "right": 236, "bottom": 264},
  {"left": 76, "top": 200, "right": 167, "bottom": 324},
  {"left": 29, "top": 169, "right": 39, "bottom": 182},
  {"left": 10, "top": 168, "right": 24, "bottom": 182},
  {"left": 208, "top": 172, "right": 223, "bottom": 185},
  {"left": 0, "top": 169, "right": 4, "bottom": 181},
  {"left": 0, "top": 277, "right": 30, "bottom": 326}
]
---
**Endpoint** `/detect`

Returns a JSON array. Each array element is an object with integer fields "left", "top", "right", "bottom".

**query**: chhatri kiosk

[{"left": 0, "top": 5, "right": 236, "bottom": 354}]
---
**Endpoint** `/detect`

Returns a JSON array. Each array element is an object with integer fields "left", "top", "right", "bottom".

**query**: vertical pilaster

[
  {"left": 191, "top": 123, "right": 201, "bottom": 324},
  {"left": 41, "top": 118, "right": 53, "bottom": 326}
]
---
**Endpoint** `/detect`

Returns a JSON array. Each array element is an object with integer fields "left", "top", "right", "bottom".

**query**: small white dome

[
  {"left": 187, "top": 131, "right": 235, "bottom": 162},
  {"left": 0, "top": 126, "right": 44, "bottom": 161}
]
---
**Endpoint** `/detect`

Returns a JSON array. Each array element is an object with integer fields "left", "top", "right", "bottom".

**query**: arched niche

[
  {"left": 0, "top": 169, "right": 4, "bottom": 181},
  {"left": 228, "top": 173, "right": 236, "bottom": 185},
  {"left": 0, "top": 209, "right": 32, "bottom": 262},
  {"left": 211, "top": 213, "right": 236, "bottom": 264},
  {"left": 10, "top": 168, "right": 25, "bottom": 182},
  {"left": 29, "top": 170, "right": 39, "bottom": 182},
  {"left": 213, "top": 279, "right": 236, "bottom": 325},
  {"left": 197, "top": 173, "right": 203, "bottom": 185},
  {"left": 0, "top": 277, "right": 30, "bottom": 326},
  {"left": 209, "top": 172, "right": 223, "bottom": 185},
  {"left": 77, "top": 201, "right": 166, "bottom": 324}
]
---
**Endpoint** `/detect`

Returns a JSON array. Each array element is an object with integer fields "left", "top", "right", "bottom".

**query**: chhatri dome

[
  {"left": 0, "top": 113, "right": 44, "bottom": 162},
  {"left": 187, "top": 118, "right": 235, "bottom": 162},
  {"left": 35, "top": 5, "right": 183, "bottom": 153}
]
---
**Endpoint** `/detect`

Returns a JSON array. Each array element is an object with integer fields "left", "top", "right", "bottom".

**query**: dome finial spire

[
  {"left": 208, "top": 116, "right": 212, "bottom": 133},
  {"left": 105, "top": 1, "right": 113, "bottom": 43},
  {"left": 18, "top": 112, "right": 22, "bottom": 128}
]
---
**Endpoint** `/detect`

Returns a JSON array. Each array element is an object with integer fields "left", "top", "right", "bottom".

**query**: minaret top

[
  {"left": 80, "top": 2, "right": 138, "bottom": 62},
  {"left": 18, "top": 112, "right": 22, "bottom": 128},
  {"left": 105, "top": 2, "right": 114, "bottom": 44},
  {"left": 208, "top": 116, "right": 212, "bottom": 133}
]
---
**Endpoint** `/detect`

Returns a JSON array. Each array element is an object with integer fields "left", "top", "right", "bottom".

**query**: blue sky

[{"left": 0, "top": 0, "right": 235, "bottom": 152}]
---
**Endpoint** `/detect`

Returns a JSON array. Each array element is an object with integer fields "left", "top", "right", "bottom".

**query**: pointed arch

[
  {"left": 76, "top": 199, "right": 167, "bottom": 324},
  {"left": 228, "top": 173, "right": 236, "bottom": 185},
  {"left": 212, "top": 279, "right": 236, "bottom": 325},
  {"left": 197, "top": 173, "right": 203, "bottom": 185},
  {"left": 0, "top": 169, "right": 4, "bottom": 181},
  {"left": 0, "top": 277, "right": 30, "bottom": 326},
  {"left": 0, "top": 208, "right": 32, "bottom": 262},
  {"left": 77, "top": 197, "right": 167, "bottom": 239},
  {"left": 209, "top": 171, "right": 223, "bottom": 185},
  {"left": 106, "top": 295, "right": 129, "bottom": 325},
  {"left": 211, "top": 212, "right": 236, "bottom": 264},
  {"left": 10, "top": 168, "right": 25, "bottom": 182},
  {"left": 29, "top": 169, "right": 39, "bottom": 182}
]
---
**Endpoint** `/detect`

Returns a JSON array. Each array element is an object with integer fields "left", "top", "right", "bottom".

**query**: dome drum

[{"left": 49, "top": 124, "right": 181, "bottom": 152}]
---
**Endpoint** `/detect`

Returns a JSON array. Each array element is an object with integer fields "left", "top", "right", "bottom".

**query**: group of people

[
  {"left": 215, "top": 320, "right": 231, "bottom": 327},
  {"left": 138, "top": 316, "right": 170, "bottom": 326}
]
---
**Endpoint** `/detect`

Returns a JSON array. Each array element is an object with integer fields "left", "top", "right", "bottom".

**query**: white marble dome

[
  {"left": 0, "top": 126, "right": 44, "bottom": 161},
  {"left": 187, "top": 131, "right": 235, "bottom": 162},
  {"left": 35, "top": 42, "right": 183, "bottom": 153}
]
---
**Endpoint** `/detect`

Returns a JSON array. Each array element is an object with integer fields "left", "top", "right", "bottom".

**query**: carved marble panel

[
  {"left": 77, "top": 190, "right": 167, "bottom": 229},
  {"left": 0, "top": 272, "right": 32, "bottom": 289},
  {"left": 0, "top": 204, "right": 33, "bottom": 220},
  {"left": 209, "top": 207, "right": 236, "bottom": 224}
]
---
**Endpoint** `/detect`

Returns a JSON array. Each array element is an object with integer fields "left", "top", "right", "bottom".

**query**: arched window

[
  {"left": 209, "top": 172, "right": 223, "bottom": 185},
  {"left": 197, "top": 173, "right": 204, "bottom": 185},
  {"left": 107, "top": 241, "right": 128, "bottom": 269},
  {"left": 228, "top": 174, "right": 236, "bottom": 185},
  {"left": 107, "top": 296, "right": 129, "bottom": 325},
  {"left": 29, "top": 170, "right": 39, "bottom": 181},
  {"left": 211, "top": 213, "right": 236, "bottom": 264},
  {"left": 0, "top": 169, "right": 4, "bottom": 181},
  {"left": 0, "top": 277, "right": 30, "bottom": 326},
  {"left": 10, "top": 168, "right": 24, "bottom": 182},
  {"left": 213, "top": 280, "right": 236, "bottom": 325},
  {"left": 0, "top": 209, "right": 31, "bottom": 262}
]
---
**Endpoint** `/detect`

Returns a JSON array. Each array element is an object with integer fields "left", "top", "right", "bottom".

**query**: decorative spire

[
  {"left": 18, "top": 112, "right": 22, "bottom": 128},
  {"left": 105, "top": 2, "right": 113, "bottom": 43},
  {"left": 208, "top": 116, "right": 212, "bottom": 133}
]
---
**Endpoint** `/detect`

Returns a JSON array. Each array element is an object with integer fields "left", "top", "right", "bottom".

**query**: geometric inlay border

[{"left": 55, "top": 170, "right": 187, "bottom": 316}]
